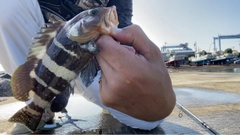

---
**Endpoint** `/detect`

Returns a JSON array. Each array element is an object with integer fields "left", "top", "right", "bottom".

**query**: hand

[{"left": 96, "top": 25, "right": 176, "bottom": 121}]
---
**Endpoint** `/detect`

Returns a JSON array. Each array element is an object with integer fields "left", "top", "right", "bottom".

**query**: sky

[
  {"left": 1, "top": 0, "right": 240, "bottom": 71},
  {"left": 132, "top": 0, "right": 240, "bottom": 52}
]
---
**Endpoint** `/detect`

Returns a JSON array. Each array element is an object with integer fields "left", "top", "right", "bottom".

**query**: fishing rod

[{"left": 176, "top": 101, "right": 219, "bottom": 135}]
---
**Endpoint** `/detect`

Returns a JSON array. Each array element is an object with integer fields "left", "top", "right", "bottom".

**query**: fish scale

[{"left": 8, "top": 6, "right": 119, "bottom": 132}]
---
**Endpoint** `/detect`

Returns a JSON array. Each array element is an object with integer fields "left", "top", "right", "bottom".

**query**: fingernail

[{"left": 112, "top": 28, "right": 122, "bottom": 34}]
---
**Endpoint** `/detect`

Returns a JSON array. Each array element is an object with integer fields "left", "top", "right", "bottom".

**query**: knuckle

[
  {"left": 100, "top": 91, "right": 113, "bottom": 106},
  {"left": 108, "top": 80, "right": 120, "bottom": 92},
  {"left": 131, "top": 24, "right": 141, "bottom": 30}
]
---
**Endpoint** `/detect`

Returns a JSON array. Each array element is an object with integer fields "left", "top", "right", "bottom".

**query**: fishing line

[{"left": 176, "top": 101, "right": 219, "bottom": 135}]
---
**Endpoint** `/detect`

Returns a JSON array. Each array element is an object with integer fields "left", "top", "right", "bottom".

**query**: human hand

[{"left": 96, "top": 24, "right": 176, "bottom": 121}]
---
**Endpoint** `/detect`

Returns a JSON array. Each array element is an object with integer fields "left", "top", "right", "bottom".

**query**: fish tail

[{"left": 8, "top": 105, "right": 43, "bottom": 132}]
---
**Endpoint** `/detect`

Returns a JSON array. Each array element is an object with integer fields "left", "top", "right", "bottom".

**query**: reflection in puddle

[
  {"left": 61, "top": 94, "right": 102, "bottom": 117},
  {"left": 0, "top": 95, "right": 102, "bottom": 121}
]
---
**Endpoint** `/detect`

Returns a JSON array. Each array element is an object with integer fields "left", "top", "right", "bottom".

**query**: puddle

[
  {"left": 59, "top": 94, "right": 102, "bottom": 118},
  {"left": 174, "top": 88, "right": 240, "bottom": 107},
  {"left": 0, "top": 102, "right": 25, "bottom": 120},
  {"left": 0, "top": 95, "right": 102, "bottom": 120}
]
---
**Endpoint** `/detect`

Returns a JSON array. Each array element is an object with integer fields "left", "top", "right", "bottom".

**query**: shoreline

[{"left": 168, "top": 64, "right": 240, "bottom": 72}]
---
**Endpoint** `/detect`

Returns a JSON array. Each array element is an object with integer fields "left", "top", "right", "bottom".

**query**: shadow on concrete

[{"left": 37, "top": 112, "right": 203, "bottom": 134}]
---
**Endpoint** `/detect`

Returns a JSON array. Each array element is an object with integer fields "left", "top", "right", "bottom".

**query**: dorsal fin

[
  {"left": 27, "top": 21, "right": 66, "bottom": 60},
  {"left": 11, "top": 21, "right": 66, "bottom": 101}
]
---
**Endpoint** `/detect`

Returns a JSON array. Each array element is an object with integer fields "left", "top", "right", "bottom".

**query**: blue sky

[{"left": 132, "top": 0, "right": 240, "bottom": 52}]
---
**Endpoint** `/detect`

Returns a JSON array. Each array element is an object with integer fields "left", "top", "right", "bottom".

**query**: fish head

[{"left": 66, "top": 6, "right": 119, "bottom": 44}]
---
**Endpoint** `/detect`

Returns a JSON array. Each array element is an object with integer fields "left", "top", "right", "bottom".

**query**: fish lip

[
  {"left": 103, "top": 6, "right": 119, "bottom": 33},
  {"left": 110, "top": 6, "right": 119, "bottom": 27}
]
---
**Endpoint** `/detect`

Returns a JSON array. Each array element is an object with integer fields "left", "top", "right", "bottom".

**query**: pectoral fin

[
  {"left": 80, "top": 58, "right": 99, "bottom": 87},
  {"left": 80, "top": 40, "right": 100, "bottom": 55},
  {"left": 50, "top": 87, "right": 72, "bottom": 112}
]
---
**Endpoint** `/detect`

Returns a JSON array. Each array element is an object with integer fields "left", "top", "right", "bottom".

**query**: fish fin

[
  {"left": 10, "top": 58, "right": 38, "bottom": 101},
  {"left": 80, "top": 58, "right": 99, "bottom": 87},
  {"left": 70, "top": 81, "right": 75, "bottom": 95},
  {"left": 11, "top": 21, "right": 66, "bottom": 102},
  {"left": 50, "top": 87, "right": 72, "bottom": 112},
  {"left": 80, "top": 40, "right": 100, "bottom": 55},
  {"left": 28, "top": 21, "right": 65, "bottom": 60},
  {"left": 8, "top": 106, "right": 43, "bottom": 132}
]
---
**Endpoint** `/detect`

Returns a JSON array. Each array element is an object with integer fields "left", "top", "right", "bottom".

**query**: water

[
  {"left": 186, "top": 67, "right": 240, "bottom": 73},
  {"left": 174, "top": 88, "right": 240, "bottom": 107},
  {"left": 0, "top": 101, "right": 25, "bottom": 120},
  {"left": 200, "top": 68, "right": 240, "bottom": 73}
]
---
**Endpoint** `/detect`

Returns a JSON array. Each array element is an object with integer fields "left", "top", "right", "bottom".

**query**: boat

[{"left": 189, "top": 52, "right": 215, "bottom": 66}]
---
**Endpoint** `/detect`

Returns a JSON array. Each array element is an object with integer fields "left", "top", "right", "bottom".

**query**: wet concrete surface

[
  {"left": 197, "top": 110, "right": 240, "bottom": 134},
  {"left": 174, "top": 88, "right": 240, "bottom": 134},
  {"left": 1, "top": 87, "right": 240, "bottom": 134},
  {"left": 36, "top": 94, "right": 212, "bottom": 134}
]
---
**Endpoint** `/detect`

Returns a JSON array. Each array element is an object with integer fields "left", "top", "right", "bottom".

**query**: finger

[
  {"left": 98, "top": 71, "right": 119, "bottom": 106},
  {"left": 99, "top": 71, "right": 108, "bottom": 101},
  {"left": 96, "top": 35, "right": 138, "bottom": 71},
  {"left": 96, "top": 54, "right": 116, "bottom": 82},
  {"left": 99, "top": 71, "right": 106, "bottom": 90},
  {"left": 123, "top": 45, "right": 136, "bottom": 53},
  {"left": 97, "top": 35, "right": 136, "bottom": 58},
  {"left": 112, "top": 25, "right": 160, "bottom": 60}
]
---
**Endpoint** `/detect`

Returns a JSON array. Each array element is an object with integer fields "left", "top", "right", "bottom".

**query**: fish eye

[{"left": 89, "top": 9, "right": 98, "bottom": 16}]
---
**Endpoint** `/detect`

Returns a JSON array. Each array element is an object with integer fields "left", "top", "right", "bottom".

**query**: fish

[{"left": 8, "top": 6, "right": 119, "bottom": 132}]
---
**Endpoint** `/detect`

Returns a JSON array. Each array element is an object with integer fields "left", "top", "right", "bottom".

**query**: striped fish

[{"left": 8, "top": 6, "right": 119, "bottom": 132}]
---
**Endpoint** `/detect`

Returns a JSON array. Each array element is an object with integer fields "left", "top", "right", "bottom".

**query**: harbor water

[{"left": 200, "top": 67, "right": 240, "bottom": 73}]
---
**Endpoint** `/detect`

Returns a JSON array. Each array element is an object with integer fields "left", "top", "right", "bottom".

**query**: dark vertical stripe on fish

[
  {"left": 35, "top": 60, "right": 55, "bottom": 85},
  {"left": 35, "top": 61, "right": 69, "bottom": 90},
  {"left": 46, "top": 39, "right": 81, "bottom": 70},
  {"left": 47, "top": 38, "right": 94, "bottom": 73},
  {"left": 33, "top": 82, "right": 57, "bottom": 102}
]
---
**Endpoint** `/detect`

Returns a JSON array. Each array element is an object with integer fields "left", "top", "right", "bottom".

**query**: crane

[
  {"left": 161, "top": 43, "right": 190, "bottom": 52},
  {"left": 213, "top": 34, "right": 240, "bottom": 51}
]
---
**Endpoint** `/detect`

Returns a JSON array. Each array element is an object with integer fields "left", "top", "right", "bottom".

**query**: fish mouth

[{"left": 102, "top": 6, "right": 119, "bottom": 34}]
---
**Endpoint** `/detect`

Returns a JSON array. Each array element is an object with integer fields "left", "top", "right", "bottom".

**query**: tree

[
  {"left": 201, "top": 50, "right": 207, "bottom": 55},
  {"left": 224, "top": 48, "right": 233, "bottom": 54}
]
